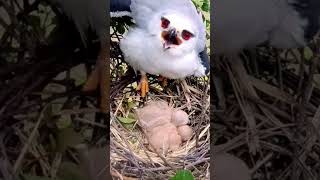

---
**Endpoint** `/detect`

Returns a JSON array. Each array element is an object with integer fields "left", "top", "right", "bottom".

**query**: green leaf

[
  {"left": 57, "top": 162, "right": 87, "bottom": 180},
  {"left": 123, "top": 123, "right": 134, "bottom": 130},
  {"left": 117, "top": 116, "right": 136, "bottom": 124},
  {"left": 127, "top": 101, "right": 135, "bottom": 110},
  {"left": 128, "top": 112, "right": 136, "bottom": 119},
  {"left": 117, "top": 25, "right": 126, "bottom": 34},
  {"left": 56, "top": 115, "right": 72, "bottom": 129},
  {"left": 304, "top": 47, "right": 313, "bottom": 60},
  {"left": 56, "top": 128, "right": 84, "bottom": 152},
  {"left": 28, "top": 15, "right": 41, "bottom": 27},
  {"left": 70, "top": 64, "right": 87, "bottom": 86},
  {"left": 201, "top": 0, "right": 210, "bottom": 12},
  {"left": 170, "top": 170, "right": 194, "bottom": 180}
]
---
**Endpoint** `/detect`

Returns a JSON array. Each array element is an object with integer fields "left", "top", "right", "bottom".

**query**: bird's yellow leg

[
  {"left": 98, "top": 43, "right": 109, "bottom": 113},
  {"left": 83, "top": 66, "right": 99, "bottom": 92},
  {"left": 82, "top": 41, "right": 109, "bottom": 113},
  {"left": 137, "top": 72, "right": 149, "bottom": 97},
  {"left": 158, "top": 75, "right": 168, "bottom": 87}
]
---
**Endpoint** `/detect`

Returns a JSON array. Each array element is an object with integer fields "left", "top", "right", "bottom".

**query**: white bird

[
  {"left": 213, "top": 0, "right": 320, "bottom": 54},
  {"left": 119, "top": 0, "right": 209, "bottom": 97},
  {"left": 52, "top": 0, "right": 209, "bottom": 104}
]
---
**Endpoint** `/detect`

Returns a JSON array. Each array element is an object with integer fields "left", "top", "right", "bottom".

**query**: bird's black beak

[
  {"left": 168, "top": 28, "right": 177, "bottom": 42},
  {"left": 162, "top": 28, "right": 181, "bottom": 49}
]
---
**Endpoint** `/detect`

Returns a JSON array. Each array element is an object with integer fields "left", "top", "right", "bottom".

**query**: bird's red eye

[
  {"left": 161, "top": 17, "right": 170, "bottom": 28},
  {"left": 182, "top": 30, "right": 193, "bottom": 40}
]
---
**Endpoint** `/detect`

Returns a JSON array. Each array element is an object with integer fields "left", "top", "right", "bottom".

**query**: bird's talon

[{"left": 137, "top": 75, "right": 149, "bottom": 97}]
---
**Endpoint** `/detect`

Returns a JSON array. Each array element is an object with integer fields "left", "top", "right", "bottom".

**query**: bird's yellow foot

[
  {"left": 158, "top": 75, "right": 168, "bottom": 87},
  {"left": 137, "top": 74, "right": 149, "bottom": 97},
  {"left": 82, "top": 43, "right": 108, "bottom": 113}
]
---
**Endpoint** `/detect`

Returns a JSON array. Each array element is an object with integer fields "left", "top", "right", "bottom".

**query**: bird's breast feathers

[{"left": 120, "top": 28, "right": 204, "bottom": 79}]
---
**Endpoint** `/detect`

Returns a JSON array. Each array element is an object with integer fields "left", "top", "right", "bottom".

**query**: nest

[
  {"left": 0, "top": 2, "right": 108, "bottom": 180},
  {"left": 213, "top": 37, "right": 320, "bottom": 179},
  {"left": 109, "top": 22, "right": 210, "bottom": 179}
]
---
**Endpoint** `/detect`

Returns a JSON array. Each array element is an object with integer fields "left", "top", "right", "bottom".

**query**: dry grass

[
  {"left": 0, "top": 1, "right": 108, "bottom": 180},
  {"left": 213, "top": 37, "right": 320, "bottom": 180}
]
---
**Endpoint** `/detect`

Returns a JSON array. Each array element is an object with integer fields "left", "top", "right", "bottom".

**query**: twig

[
  {"left": 297, "top": 48, "right": 305, "bottom": 96},
  {"left": 140, "top": 157, "right": 209, "bottom": 172},
  {"left": 250, "top": 153, "right": 273, "bottom": 174},
  {"left": 13, "top": 103, "right": 49, "bottom": 172}
]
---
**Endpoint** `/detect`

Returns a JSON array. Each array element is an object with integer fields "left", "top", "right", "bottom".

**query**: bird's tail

[
  {"left": 292, "top": 0, "right": 320, "bottom": 41},
  {"left": 110, "top": 0, "right": 132, "bottom": 15}
]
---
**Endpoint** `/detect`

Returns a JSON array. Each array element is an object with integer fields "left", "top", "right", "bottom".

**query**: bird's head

[{"left": 149, "top": 11, "right": 199, "bottom": 56}]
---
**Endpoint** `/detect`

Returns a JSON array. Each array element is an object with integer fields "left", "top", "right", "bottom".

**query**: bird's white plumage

[
  {"left": 131, "top": 0, "right": 206, "bottom": 52},
  {"left": 120, "top": 0, "right": 207, "bottom": 79},
  {"left": 121, "top": 28, "right": 206, "bottom": 79},
  {"left": 213, "top": 0, "right": 308, "bottom": 54}
]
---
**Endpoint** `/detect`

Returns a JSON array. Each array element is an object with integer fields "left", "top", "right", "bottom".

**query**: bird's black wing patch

[
  {"left": 110, "top": 0, "right": 132, "bottom": 13},
  {"left": 199, "top": 47, "right": 210, "bottom": 75},
  {"left": 291, "top": 0, "right": 320, "bottom": 41}
]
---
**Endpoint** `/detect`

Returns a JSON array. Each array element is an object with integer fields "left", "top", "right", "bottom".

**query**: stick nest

[{"left": 213, "top": 37, "right": 320, "bottom": 180}]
